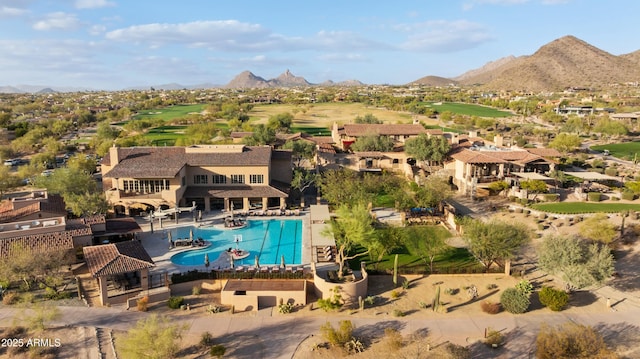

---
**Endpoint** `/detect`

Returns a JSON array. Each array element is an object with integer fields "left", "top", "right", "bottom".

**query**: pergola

[{"left": 83, "top": 240, "right": 154, "bottom": 306}]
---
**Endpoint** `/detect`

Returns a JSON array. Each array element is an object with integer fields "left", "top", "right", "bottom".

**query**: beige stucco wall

[
  {"left": 186, "top": 165, "right": 270, "bottom": 186},
  {"left": 313, "top": 265, "right": 368, "bottom": 305}
]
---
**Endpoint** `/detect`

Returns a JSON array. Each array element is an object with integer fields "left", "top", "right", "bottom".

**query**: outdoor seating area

[
  {"left": 172, "top": 237, "right": 207, "bottom": 247},
  {"left": 224, "top": 217, "right": 246, "bottom": 228},
  {"left": 316, "top": 245, "right": 336, "bottom": 263},
  {"left": 246, "top": 209, "right": 301, "bottom": 216}
]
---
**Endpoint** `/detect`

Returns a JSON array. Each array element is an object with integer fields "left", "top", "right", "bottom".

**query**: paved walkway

[{"left": 1, "top": 304, "right": 640, "bottom": 358}]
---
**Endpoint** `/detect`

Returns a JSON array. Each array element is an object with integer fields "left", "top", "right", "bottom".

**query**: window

[
  {"left": 249, "top": 174, "right": 264, "bottom": 184},
  {"left": 194, "top": 174, "right": 208, "bottom": 184},
  {"left": 212, "top": 174, "right": 227, "bottom": 184},
  {"left": 231, "top": 174, "right": 245, "bottom": 184},
  {"left": 122, "top": 179, "right": 169, "bottom": 193}
]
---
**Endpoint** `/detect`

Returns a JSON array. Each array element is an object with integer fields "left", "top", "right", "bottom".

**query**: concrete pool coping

[{"left": 134, "top": 210, "right": 314, "bottom": 276}]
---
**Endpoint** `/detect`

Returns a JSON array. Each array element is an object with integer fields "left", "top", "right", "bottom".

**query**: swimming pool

[{"left": 170, "top": 219, "right": 303, "bottom": 267}]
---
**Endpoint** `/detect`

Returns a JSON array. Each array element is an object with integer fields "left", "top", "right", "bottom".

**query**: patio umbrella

[
  {"left": 229, "top": 253, "right": 235, "bottom": 269},
  {"left": 280, "top": 255, "right": 285, "bottom": 269},
  {"left": 168, "top": 232, "right": 173, "bottom": 249},
  {"left": 189, "top": 228, "right": 194, "bottom": 242},
  {"left": 204, "top": 253, "right": 210, "bottom": 269},
  {"left": 254, "top": 255, "right": 260, "bottom": 269}
]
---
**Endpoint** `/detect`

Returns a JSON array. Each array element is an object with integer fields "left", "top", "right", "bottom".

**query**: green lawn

[
  {"left": 349, "top": 225, "right": 489, "bottom": 274},
  {"left": 130, "top": 104, "right": 206, "bottom": 122},
  {"left": 143, "top": 125, "right": 188, "bottom": 146},
  {"left": 290, "top": 126, "right": 331, "bottom": 136},
  {"left": 422, "top": 102, "right": 513, "bottom": 118},
  {"left": 590, "top": 142, "right": 640, "bottom": 161},
  {"left": 531, "top": 202, "right": 640, "bottom": 214}
]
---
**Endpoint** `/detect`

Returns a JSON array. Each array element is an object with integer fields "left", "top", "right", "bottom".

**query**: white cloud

[
  {"left": 0, "top": 5, "right": 28, "bottom": 17},
  {"left": 105, "top": 20, "right": 393, "bottom": 53},
  {"left": 89, "top": 24, "right": 106, "bottom": 35},
  {"left": 33, "top": 12, "right": 80, "bottom": 31},
  {"left": 75, "top": 0, "right": 115, "bottom": 9},
  {"left": 397, "top": 20, "right": 492, "bottom": 52}
]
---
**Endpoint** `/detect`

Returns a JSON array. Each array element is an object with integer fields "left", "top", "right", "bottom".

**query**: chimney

[
  {"left": 109, "top": 144, "right": 119, "bottom": 165},
  {"left": 494, "top": 134, "right": 504, "bottom": 147}
]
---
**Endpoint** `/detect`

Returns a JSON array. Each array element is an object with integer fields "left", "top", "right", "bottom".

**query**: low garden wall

[{"left": 312, "top": 262, "right": 368, "bottom": 304}]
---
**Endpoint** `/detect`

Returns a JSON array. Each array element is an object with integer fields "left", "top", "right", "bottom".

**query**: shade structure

[
  {"left": 280, "top": 255, "right": 285, "bottom": 269},
  {"left": 254, "top": 255, "right": 260, "bottom": 269},
  {"left": 189, "top": 229, "right": 194, "bottom": 242},
  {"left": 204, "top": 253, "right": 210, "bottom": 268},
  {"left": 229, "top": 253, "right": 235, "bottom": 269}
]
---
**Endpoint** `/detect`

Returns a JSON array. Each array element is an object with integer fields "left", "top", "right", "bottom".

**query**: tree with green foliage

[
  {"left": 414, "top": 173, "right": 453, "bottom": 208},
  {"left": 0, "top": 165, "right": 21, "bottom": 198},
  {"left": 118, "top": 314, "right": 188, "bottom": 359},
  {"left": 318, "top": 169, "right": 373, "bottom": 207},
  {"left": 32, "top": 167, "right": 108, "bottom": 217},
  {"left": 324, "top": 203, "right": 378, "bottom": 279},
  {"left": 244, "top": 124, "right": 276, "bottom": 146},
  {"left": 538, "top": 235, "right": 614, "bottom": 290},
  {"left": 579, "top": 213, "right": 618, "bottom": 244},
  {"left": 404, "top": 134, "right": 451, "bottom": 167},
  {"left": 66, "top": 154, "right": 97, "bottom": 174},
  {"left": 500, "top": 287, "right": 530, "bottom": 314},
  {"left": 593, "top": 117, "right": 629, "bottom": 139},
  {"left": 354, "top": 113, "right": 382, "bottom": 124},
  {"left": 404, "top": 225, "right": 450, "bottom": 273},
  {"left": 266, "top": 112, "right": 293, "bottom": 133},
  {"left": 462, "top": 218, "right": 531, "bottom": 270},
  {"left": 520, "top": 179, "right": 548, "bottom": 200},
  {"left": 282, "top": 140, "right": 315, "bottom": 167},
  {"left": 488, "top": 180, "right": 510, "bottom": 195},
  {"left": 0, "top": 242, "right": 73, "bottom": 291},
  {"left": 291, "top": 168, "right": 318, "bottom": 207},
  {"left": 536, "top": 322, "right": 617, "bottom": 359},
  {"left": 548, "top": 133, "right": 582, "bottom": 153},
  {"left": 548, "top": 170, "right": 569, "bottom": 191},
  {"left": 349, "top": 134, "right": 395, "bottom": 152}
]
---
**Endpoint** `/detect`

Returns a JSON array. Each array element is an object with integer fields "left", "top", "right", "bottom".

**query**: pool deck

[{"left": 133, "top": 209, "right": 313, "bottom": 276}]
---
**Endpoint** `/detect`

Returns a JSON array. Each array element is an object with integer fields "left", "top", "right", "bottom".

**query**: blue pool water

[{"left": 169, "top": 219, "right": 303, "bottom": 266}]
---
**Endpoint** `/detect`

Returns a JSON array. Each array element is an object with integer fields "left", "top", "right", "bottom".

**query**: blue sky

[{"left": 1, "top": 0, "right": 638, "bottom": 90}]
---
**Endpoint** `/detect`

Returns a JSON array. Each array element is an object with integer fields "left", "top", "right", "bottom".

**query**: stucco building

[{"left": 101, "top": 145, "right": 293, "bottom": 215}]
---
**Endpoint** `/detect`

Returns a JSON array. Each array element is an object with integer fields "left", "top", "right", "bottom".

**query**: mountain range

[
  {"left": 412, "top": 35, "right": 640, "bottom": 91},
  {"left": 2, "top": 36, "right": 640, "bottom": 93}
]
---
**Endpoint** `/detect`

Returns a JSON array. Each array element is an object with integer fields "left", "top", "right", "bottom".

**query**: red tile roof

[
  {"left": 0, "top": 231, "right": 74, "bottom": 258},
  {"left": 450, "top": 149, "right": 508, "bottom": 164},
  {"left": 83, "top": 241, "right": 154, "bottom": 277}
]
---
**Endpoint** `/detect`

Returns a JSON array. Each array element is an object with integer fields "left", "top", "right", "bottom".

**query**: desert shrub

[
  {"left": 515, "top": 280, "right": 533, "bottom": 296},
  {"left": 136, "top": 296, "right": 149, "bottom": 312},
  {"left": 321, "top": 320, "right": 354, "bottom": 347},
  {"left": 486, "top": 283, "right": 498, "bottom": 290},
  {"left": 481, "top": 301, "right": 501, "bottom": 314},
  {"left": 537, "top": 223, "right": 545, "bottom": 230},
  {"left": 536, "top": 323, "right": 616, "bottom": 359},
  {"left": 2, "top": 291, "right": 18, "bottom": 305},
  {"left": 392, "top": 309, "right": 405, "bottom": 317},
  {"left": 200, "top": 331, "right": 213, "bottom": 348},
  {"left": 210, "top": 344, "right": 226, "bottom": 358},
  {"left": 390, "top": 290, "right": 401, "bottom": 299},
  {"left": 192, "top": 285, "right": 201, "bottom": 296},
  {"left": 418, "top": 301, "right": 429, "bottom": 309},
  {"left": 587, "top": 192, "right": 601, "bottom": 202},
  {"left": 383, "top": 328, "right": 403, "bottom": 351},
  {"left": 485, "top": 327, "right": 503, "bottom": 347},
  {"left": 445, "top": 288, "right": 458, "bottom": 295},
  {"left": 167, "top": 296, "right": 184, "bottom": 309},
  {"left": 278, "top": 302, "right": 294, "bottom": 314},
  {"left": 621, "top": 190, "right": 635, "bottom": 201},
  {"left": 317, "top": 286, "right": 344, "bottom": 312},
  {"left": 543, "top": 193, "right": 560, "bottom": 202},
  {"left": 364, "top": 295, "right": 376, "bottom": 306},
  {"left": 43, "top": 287, "right": 71, "bottom": 300},
  {"left": 401, "top": 279, "right": 410, "bottom": 290},
  {"left": 538, "top": 287, "right": 569, "bottom": 311},
  {"left": 500, "top": 288, "right": 530, "bottom": 314}
]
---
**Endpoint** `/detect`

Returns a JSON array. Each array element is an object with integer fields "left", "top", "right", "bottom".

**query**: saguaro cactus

[
  {"left": 432, "top": 286, "right": 441, "bottom": 312},
  {"left": 393, "top": 254, "right": 399, "bottom": 287}
]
